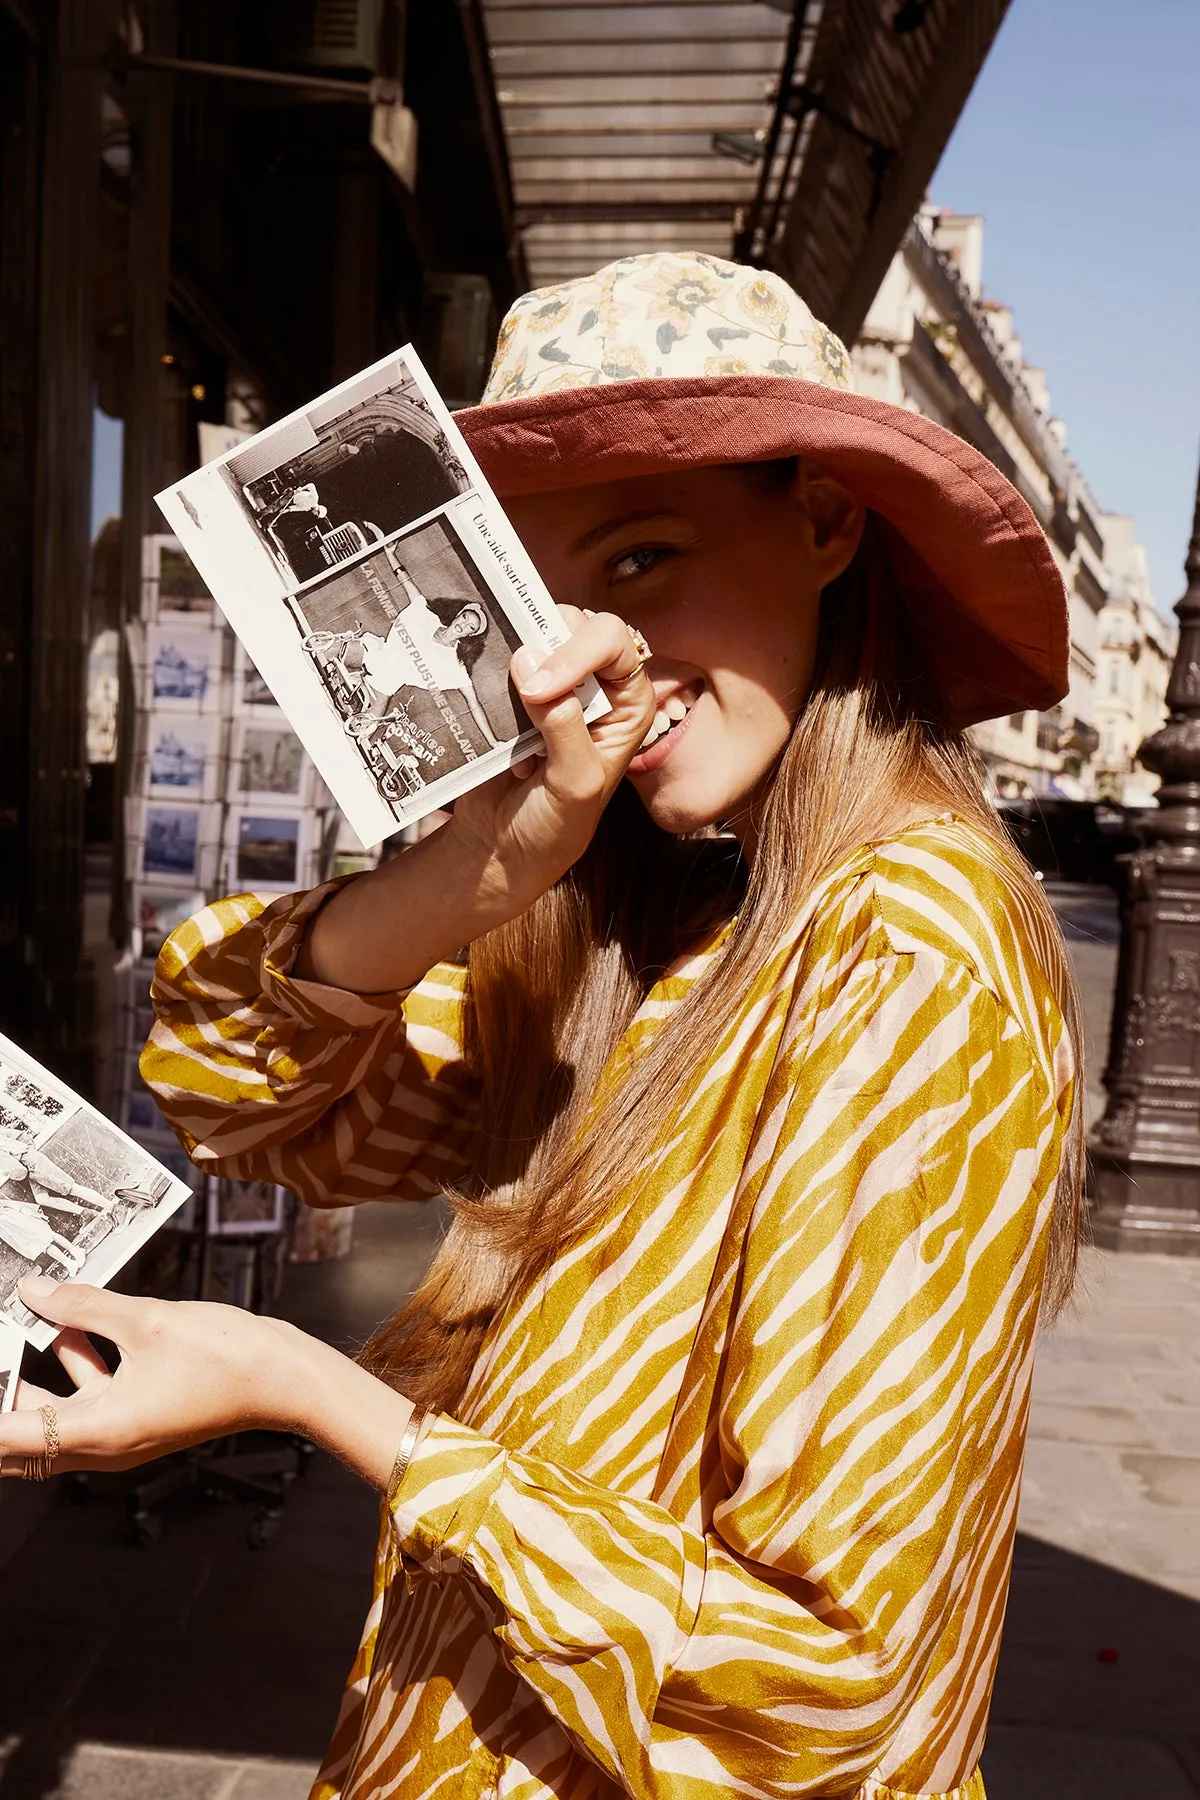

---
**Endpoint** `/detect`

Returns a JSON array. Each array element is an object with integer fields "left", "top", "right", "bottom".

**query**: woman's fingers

[
  {"left": 524, "top": 689, "right": 607, "bottom": 807},
  {"left": 513, "top": 610, "right": 648, "bottom": 702},
  {"left": 16, "top": 1277, "right": 152, "bottom": 1348},
  {"left": 53, "top": 1328, "right": 112, "bottom": 1389},
  {"left": 0, "top": 1389, "right": 62, "bottom": 1469}
]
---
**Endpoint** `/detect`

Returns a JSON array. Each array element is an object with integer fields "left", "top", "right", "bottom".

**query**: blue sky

[{"left": 931, "top": 0, "right": 1200, "bottom": 614}]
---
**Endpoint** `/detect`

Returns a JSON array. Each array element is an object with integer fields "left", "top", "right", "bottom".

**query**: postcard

[
  {"left": 207, "top": 1179, "right": 287, "bottom": 1238},
  {"left": 225, "top": 806, "right": 313, "bottom": 893},
  {"left": 0, "top": 1032, "right": 191, "bottom": 1350},
  {"left": 230, "top": 714, "right": 309, "bottom": 804},
  {"left": 142, "top": 621, "right": 224, "bottom": 714},
  {"left": 134, "top": 801, "right": 219, "bottom": 891},
  {"left": 143, "top": 712, "right": 222, "bottom": 802},
  {"left": 156, "top": 344, "right": 608, "bottom": 845}
]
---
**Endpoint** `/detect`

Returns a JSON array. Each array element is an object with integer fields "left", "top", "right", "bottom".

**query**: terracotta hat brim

[{"left": 457, "top": 375, "right": 1069, "bottom": 731}]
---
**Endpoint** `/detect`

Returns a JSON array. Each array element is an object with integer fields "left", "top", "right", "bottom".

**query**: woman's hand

[
  {"left": 446, "top": 605, "right": 656, "bottom": 900},
  {"left": 0, "top": 1276, "right": 418, "bottom": 1495},
  {"left": 0, "top": 1277, "right": 312, "bottom": 1474},
  {"left": 299, "top": 606, "right": 656, "bottom": 994}
]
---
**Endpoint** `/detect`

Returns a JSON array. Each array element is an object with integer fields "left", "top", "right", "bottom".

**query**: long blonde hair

[{"left": 363, "top": 487, "right": 1086, "bottom": 1412}]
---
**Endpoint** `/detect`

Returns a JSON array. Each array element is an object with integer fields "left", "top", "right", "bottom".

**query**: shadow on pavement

[
  {"left": 0, "top": 1199, "right": 448, "bottom": 1800},
  {"left": 5, "top": 1182, "right": 1196, "bottom": 1796},
  {"left": 2, "top": 1503, "right": 1198, "bottom": 1794},
  {"left": 984, "top": 1533, "right": 1200, "bottom": 1797}
]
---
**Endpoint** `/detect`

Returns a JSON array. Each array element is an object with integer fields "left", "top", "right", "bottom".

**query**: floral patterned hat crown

[{"left": 480, "top": 252, "right": 854, "bottom": 404}]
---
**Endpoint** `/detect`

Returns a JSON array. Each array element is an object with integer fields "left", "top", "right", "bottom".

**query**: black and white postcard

[
  {"left": 156, "top": 344, "right": 608, "bottom": 846},
  {"left": 0, "top": 1032, "right": 192, "bottom": 1350},
  {"left": 0, "top": 1319, "right": 21, "bottom": 1413}
]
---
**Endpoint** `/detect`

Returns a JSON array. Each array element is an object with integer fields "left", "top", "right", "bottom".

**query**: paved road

[{"left": 2, "top": 882, "right": 1197, "bottom": 1799}]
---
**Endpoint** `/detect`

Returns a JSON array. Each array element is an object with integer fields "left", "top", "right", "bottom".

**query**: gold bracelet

[
  {"left": 386, "top": 1405, "right": 430, "bottom": 1508},
  {"left": 22, "top": 1404, "right": 60, "bottom": 1483}
]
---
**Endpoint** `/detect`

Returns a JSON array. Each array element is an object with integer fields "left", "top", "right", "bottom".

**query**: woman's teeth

[{"left": 639, "top": 691, "right": 696, "bottom": 750}]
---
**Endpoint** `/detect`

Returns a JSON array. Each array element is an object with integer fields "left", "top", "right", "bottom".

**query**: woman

[
  {"left": 0, "top": 254, "right": 1080, "bottom": 1800},
  {"left": 305, "top": 563, "right": 500, "bottom": 749}
]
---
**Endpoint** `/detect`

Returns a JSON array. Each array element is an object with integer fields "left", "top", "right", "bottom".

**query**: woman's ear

[{"left": 791, "top": 460, "right": 866, "bottom": 584}]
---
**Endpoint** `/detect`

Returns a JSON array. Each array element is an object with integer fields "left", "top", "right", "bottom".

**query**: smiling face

[
  {"left": 436, "top": 605, "right": 488, "bottom": 646},
  {"left": 506, "top": 462, "right": 864, "bottom": 840}
]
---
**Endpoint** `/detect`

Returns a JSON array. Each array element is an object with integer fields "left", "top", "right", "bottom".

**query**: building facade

[
  {"left": 851, "top": 205, "right": 1172, "bottom": 800},
  {"left": 1094, "top": 514, "right": 1177, "bottom": 804}
]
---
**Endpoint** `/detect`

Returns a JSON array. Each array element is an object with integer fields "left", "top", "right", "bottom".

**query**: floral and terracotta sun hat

[{"left": 456, "top": 251, "right": 1069, "bottom": 730}]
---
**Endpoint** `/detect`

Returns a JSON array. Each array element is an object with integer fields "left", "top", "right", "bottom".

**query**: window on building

[{"left": 1107, "top": 659, "right": 1121, "bottom": 696}]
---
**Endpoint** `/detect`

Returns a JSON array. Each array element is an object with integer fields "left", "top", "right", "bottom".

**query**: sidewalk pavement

[
  {"left": 980, "top": 885, "right": 1200, "bottom": 1797},
  {"left": 1, "top": 881, "right": 1197, "bottom": 1798}
]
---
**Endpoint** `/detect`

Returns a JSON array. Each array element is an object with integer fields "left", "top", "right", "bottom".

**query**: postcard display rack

[{"left": 115, "top": 533, "right": 364, "bottom": 1303}]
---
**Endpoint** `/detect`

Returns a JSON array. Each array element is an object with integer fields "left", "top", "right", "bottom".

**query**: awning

[
  {"left": 482, "top": 0, "right": 800, "bottom": 291},
  {"left": 478, "top": 0, "right": 1013, "bottom": 342}
]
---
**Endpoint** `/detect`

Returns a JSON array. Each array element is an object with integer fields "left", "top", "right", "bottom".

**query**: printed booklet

[
  {"left": 0, "top": 1032, "right": 191, "bottom": 1353},
  {"left": 156, "top": 346, "right": 609, "bottom": 847}
]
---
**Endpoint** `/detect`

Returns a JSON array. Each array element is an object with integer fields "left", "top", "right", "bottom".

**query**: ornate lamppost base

[
  {"left": 1086, "top": 454, "right": 1200, "bottom": 1254},
  {"left": 1089, "top": 1150, "right": 1200, "bottom": 1256}
]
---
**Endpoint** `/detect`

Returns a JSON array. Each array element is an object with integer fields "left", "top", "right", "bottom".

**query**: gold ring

[
  {"left": 625, "top": 624, "right": 652, "bottom": 665},
  {"left": 22, "top": 1403, "right": 60, "bottom": 1483},
  {"left": 605, "top": 624, "right": 652, "bottom": 686}
]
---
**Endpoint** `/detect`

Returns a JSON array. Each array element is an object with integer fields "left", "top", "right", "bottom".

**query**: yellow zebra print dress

[{"left": 141, "top": 816, "right": 1074, "bottom": 1800}]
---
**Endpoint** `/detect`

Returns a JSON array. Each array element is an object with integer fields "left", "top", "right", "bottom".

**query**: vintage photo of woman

[
  {"left": 294, "top": 519, "right": 529, "bottom": 804},
  {"left": 304, "top": 566, "right": 504, "bottom": 751},
  {"left": 5, "top": 254, "right": 1085, "bottom": 1800}
]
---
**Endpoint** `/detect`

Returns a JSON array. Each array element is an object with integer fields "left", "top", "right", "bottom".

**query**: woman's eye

[{"left": 609, "top": 545, "right": 672, "bottom": 583}]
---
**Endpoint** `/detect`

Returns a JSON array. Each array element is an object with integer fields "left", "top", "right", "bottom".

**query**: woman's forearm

[
  {"left": 294, "top": 819, "right": 515, "bottom": 994},
  {"left": 289, "top": 1322, "right": 417, "bottom": 1492}
]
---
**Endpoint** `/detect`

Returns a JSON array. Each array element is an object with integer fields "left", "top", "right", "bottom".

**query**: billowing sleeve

[
  {"left": 139, "top": 881, "right": 479, "bottom": 1206},
  {"left": 386, "top": 946, "right": 1073, "bottom": 1797}
]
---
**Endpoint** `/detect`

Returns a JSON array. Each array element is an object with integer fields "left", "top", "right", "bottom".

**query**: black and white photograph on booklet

[
  {"left": 0, "top": 1034, "right": 191, "bottom": 1349},
  {"left": 155, "top": 342, "right": 608, "bottom": 846},
  {"left": 291, "top": 516, "right": 529, "bottom": 803},
  {"left": 214, "top": 352, "right": 471, "bottom": 588}
]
